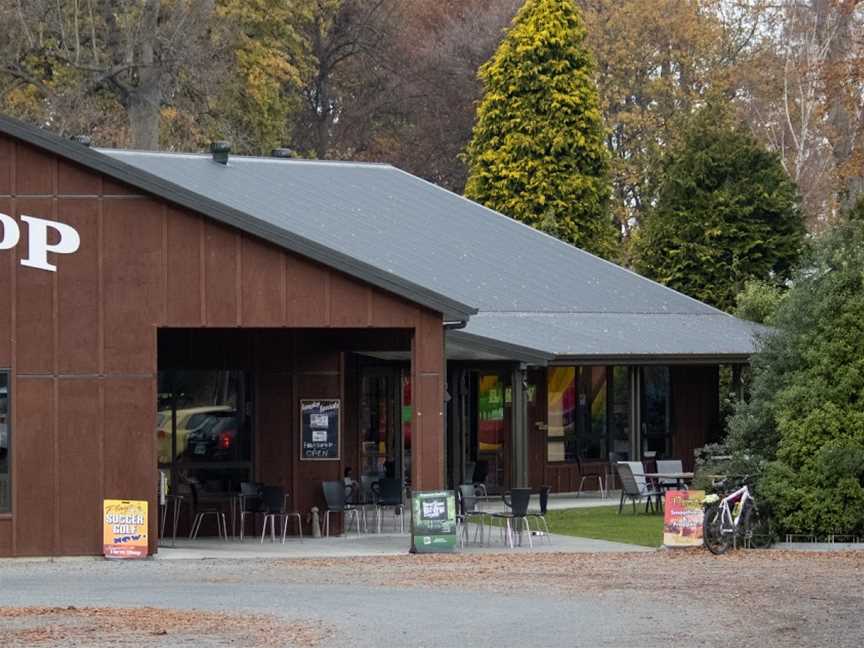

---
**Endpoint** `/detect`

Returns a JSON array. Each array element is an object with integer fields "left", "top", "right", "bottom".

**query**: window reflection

[
  {"left": 580, "top": 366, "right": 607, "bottom": 460},
  {"left": 157, "top": 370, "right": 251, "bottom": 495},
  {"left": 477, "top": 373, "right": 506, "bottom": 491},
  {"left": 402, "top": 374, "right": 412, "bottom": 483},
  {"left": 359, "top": 370, "right": 411, "bottom": 483},
  {"left": 610, "top": 367, "right": 631, "bottom": 460},
  {"left": 547, "top": 367, "right": 575, "bottom": 462},
  {"left": 547, "top": 366, "right": 631, "bottom": 463},
  {"left": 360, "top": 373, "right": 397, "bottom": 479},
  {"left": 641, "top": 366, "right": 671, "bottom": 458}
]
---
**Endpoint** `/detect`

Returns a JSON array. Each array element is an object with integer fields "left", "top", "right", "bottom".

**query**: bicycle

[{"left": 702, "top": 477, "right": 772, "bottom": 554}]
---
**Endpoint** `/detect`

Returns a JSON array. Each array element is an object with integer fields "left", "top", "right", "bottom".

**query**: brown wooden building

[{"left": 0, "top": 116, "right": 761, "bottom": 557}]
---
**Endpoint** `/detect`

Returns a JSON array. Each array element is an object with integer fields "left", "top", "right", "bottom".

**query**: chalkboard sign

[
  {"left": 411, "top": 490, "right": 457, "bottom": 553},
  {"left": 300, "top": 399, "right": 340, "bottom": 461}
]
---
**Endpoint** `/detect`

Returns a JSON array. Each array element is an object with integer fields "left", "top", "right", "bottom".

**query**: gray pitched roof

[
  {"left": 0, "top": 114, "right": 762, "bottom": 363},
  {"left": 99, "top": 149, "right": 718, "bottom": 317}
]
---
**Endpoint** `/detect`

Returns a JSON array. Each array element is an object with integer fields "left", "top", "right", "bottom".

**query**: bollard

[{"left": 310, "top": 506, "right": 322, "bottom": 538}]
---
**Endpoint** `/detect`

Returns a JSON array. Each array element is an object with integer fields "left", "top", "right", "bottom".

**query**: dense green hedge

[{"left": 728, "top": 203, "right": 864, "bottom": 535}]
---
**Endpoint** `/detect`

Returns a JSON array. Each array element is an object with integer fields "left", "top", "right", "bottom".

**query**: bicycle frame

[{"left": 717, "top": 484, "right": 752, "bottom": 534}]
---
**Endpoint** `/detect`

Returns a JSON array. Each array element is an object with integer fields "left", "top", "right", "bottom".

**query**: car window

[{"left": 185, "top": 414, "right": 210, "bottom": 430}]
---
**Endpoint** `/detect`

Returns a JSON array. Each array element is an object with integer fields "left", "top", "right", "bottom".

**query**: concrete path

[{"left": 156, "top": 526, "right": 652, "bottom": 560}]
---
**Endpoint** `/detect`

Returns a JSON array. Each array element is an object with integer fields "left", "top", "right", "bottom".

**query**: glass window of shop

[
  {"left": 477, "top": 373, "right": 506, "bottom": 491},
  {"left": 360, "top": 372, "right": 399, "bottom": 479},
  {"left": 547, "top": 366, "right": 631, "bottom": 463},
  {"left": 0, "top": 371, "right": 9, "bottom": 513},
  {"left": 359, "top": 369, "right": 412, "bottom": 484},
  {"left": 157, "top": 370, "right": 251, "bottom": 496},
  {"left": 640, "top": 366, "right": 671, "bottom": 458}
]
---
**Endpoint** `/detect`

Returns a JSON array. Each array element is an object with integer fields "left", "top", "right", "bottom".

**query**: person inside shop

[{"left": 343, "top": 466, "right": 359, "bottom": 503}]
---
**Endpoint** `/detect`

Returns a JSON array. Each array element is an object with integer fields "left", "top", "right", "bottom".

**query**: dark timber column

[
  {"left": 411, "top": 313, "right": 445, "bottom": 490},
  {"left": 511, "top": 364, "right": 529, "bottom": 488}
]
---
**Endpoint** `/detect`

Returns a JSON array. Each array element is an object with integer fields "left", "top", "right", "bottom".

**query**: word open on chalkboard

[{"left": 300, "top": 399, "right": 340, "bottom": 460}]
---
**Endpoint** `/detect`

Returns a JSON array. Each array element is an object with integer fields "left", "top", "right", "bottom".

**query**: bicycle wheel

[
  {"left": 703, "top": 504, "right": 732, "bottom": 555},
  {"left": 743, "top": 505, "right": 773, "bottom": 549}
]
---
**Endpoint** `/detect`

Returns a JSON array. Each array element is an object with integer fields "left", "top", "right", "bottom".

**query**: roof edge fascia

[{"left": 549, "top": 353, "right": 754, "bottom": 366}]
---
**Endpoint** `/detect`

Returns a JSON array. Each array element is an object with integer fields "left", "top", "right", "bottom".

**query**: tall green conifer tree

[
  {"left": 464, "top": 0, "right": 616, "bottom": 258},
  {"left": 633, "top": 104, "right": 804, "bottom": 312}
]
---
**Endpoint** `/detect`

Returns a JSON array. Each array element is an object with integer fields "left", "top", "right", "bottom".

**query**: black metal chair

[
  {"left": 258, "top": 486, "right": 304, "bottom": 543},
  {"left": 372, "top": 478, "right": 405, "bottom": 533},
  {"left": 471, "top": 460, "right": 489, "bottom": 495},
  {"left": 238, "top": 481, "right": 264, "bottom": 542},
  {"left": 259, "top": 485, "right": 285, "bottom": 543},
  {"left": 526, "top": 485, "right": 552, "bottom": 545},
  {"left": 616, "top": 462, "right": 663, "bottom": 514},
  {"left": 188, "top": 480, "right": 227, "bottom": 540},
  {"left": 342, "top": 475, "right": 377, "bottom": 533},
  {"left": 322, "top": 480, "right": 361, "bottom": 536},
  {"left": 344, "top": 482, "right": 368, "bottom": 532},
  {"left": 491, "top": 488, "right": 533, "bottom": 548},
  {"left": 159, "top": 493, "right": 184, "bottom": 547},
  {"left": 280, "top": 491, "right": 303, "bottom": 543},
  {"left": 458, "top": 483, "right": 489, "bottom": 546},
  {"left": 576, "top": 455, "right": 606, "bottom": 498},
  {"left": 606, "top": 451, "right": 625, "bottom": 493}
]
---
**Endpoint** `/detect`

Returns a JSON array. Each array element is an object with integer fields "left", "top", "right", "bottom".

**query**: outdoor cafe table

[{"left": 643, "top": 472, "right": 695, "bottom": 488}]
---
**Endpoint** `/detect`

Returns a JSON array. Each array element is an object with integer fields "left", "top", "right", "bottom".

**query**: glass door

[
  {"left": 640, "top": 366, "right": 671, "bottom": 462},
  {"left": 464, "top": 370, "right": 510, "bottom": 493},
  {"left": 359, "top": 368, "right": 408, "bottom": 483}
]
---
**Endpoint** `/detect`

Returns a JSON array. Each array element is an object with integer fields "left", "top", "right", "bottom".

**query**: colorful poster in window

[
  {"left": 478, "top": 375, "right": 505, "bottom": 451},
  {"left": 103, "top": 499, "right": 149, "bottom": 559},
  {"left": 547, "top": 367, "right": 576, "bottom": 462},
  {"left": 547, "top": 367, "right": 576, "bottom": 435},
  {"left": 663, "top": 490, "right": 706, "bottom": 547},
  {"left": 402, "top": 375, "right": 412, "bottom": 451}
]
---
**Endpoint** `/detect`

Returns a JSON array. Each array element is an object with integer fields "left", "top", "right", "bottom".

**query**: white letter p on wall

[
  {"left": 19, "top": 215, "right": 81, "bottom": 272},
  {"left": 0, "top": 212, "right": 20, "bottom": 250}
]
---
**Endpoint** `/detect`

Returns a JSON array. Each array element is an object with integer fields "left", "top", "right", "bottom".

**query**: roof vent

[
  {"left": 71, "top": 135, "right": 91, "bottom": 147},
  {"left": 211, "top": 140, "right": 231, "bottom": 165},
  {"left": 271, "top": 148, "right": 295, "bottom": 158}
]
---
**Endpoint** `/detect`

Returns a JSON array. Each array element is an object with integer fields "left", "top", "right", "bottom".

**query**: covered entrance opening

[{"left": 155, "top": 327, "right": 424, "bottom": 541}]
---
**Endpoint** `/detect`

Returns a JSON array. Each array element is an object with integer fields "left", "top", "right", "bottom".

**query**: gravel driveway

[{"left": 0, "top": 550, "right": 861, "bottom": 647}]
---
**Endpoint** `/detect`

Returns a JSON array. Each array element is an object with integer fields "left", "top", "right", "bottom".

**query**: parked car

[
  {"left": 186, "top": 411, "right": 243, "bottom": 460},
  {"left": 156, "top": 405, "right": 234, "bottom": 465}
]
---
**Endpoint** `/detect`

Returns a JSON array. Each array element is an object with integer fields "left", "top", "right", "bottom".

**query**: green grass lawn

[{"left": 544, "top": 506, "right": 664, "bottom": 547}]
